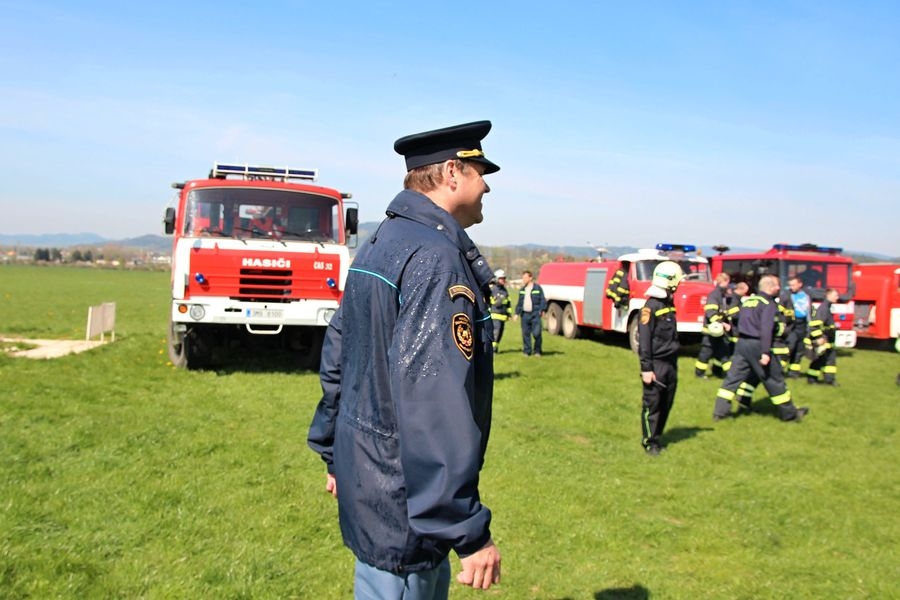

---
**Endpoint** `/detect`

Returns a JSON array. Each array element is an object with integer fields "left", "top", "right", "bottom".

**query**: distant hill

[
  {"left": 0, "top": 232, "right": 107, "bottom": 247},
  {"left": 2, "top": 229, "right": 896, "bottom": 263}
]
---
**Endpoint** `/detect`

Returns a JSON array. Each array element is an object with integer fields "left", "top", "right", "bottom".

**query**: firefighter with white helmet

[
  {"left": 489, "top": 269, "right": 513, "bottom": 352},
  {"left": 637, "top": 260, "right": 683, "bottom": 455}
]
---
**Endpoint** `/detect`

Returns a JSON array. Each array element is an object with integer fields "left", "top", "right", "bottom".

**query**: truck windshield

[
  {"left": 634, "top": 260, "right": 710, "bottom": 282},
  {"left": 184, "top": 188, "right": 339, "bottom": 242},
  {"left": 783, "top": 260, "right": 852, "bottom": 296}
]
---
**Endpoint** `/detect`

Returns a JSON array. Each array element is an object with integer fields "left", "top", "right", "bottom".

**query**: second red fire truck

[
  {"left": 163, "top": 163, "right": 358, "bottom": 370},
  {"left": 708, "top": 243, "right": 857, "bottom": 348},
  {"left": 852, "top": 263, "right": 900, "bottom": 343},
  {"left": 538, "top": 243, "right": 714, "bottom": 352}
]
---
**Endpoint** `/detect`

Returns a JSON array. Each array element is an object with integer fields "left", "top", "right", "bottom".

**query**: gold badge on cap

[
  {"left": 640, "top": 306, "right": 651, "bottom": 325},
  {"left": 448, "top": 284, "right": 475, "bottom": 304},
  {"left": 452, "top": 313, "right": 474, "bottom": 360}
]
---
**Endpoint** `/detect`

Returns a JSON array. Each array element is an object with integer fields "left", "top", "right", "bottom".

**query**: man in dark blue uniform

[
  {"left": 712, "top": 275, "right": 809, "bottom": 422},
  {"left": 638, "top": 261, "right": 683, "bottom": 455},
  {"left": 308, "top": 121, "right": 502, "bottom": 597}
]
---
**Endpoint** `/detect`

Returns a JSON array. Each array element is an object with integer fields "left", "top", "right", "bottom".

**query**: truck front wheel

[
  {"left": 628, "top": 315, "right": 640, "bottom": 354},
  {"left": 546, "top": 303, "right": 563, "bottom": 336},
  {"left": 562, "top": 304, "right": 581, "bottom": 339},
  {"left": 168, "top": 320, "right": 211, "bottom": 369}
]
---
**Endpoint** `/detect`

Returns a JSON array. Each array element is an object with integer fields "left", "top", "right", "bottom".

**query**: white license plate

[{"left": 248, "top": 308, "right": 283, "bottom": 319}]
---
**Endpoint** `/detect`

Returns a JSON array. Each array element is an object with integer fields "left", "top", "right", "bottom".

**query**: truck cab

[{"left": 163, "top": 163, "right": 358, "bottom": 369}]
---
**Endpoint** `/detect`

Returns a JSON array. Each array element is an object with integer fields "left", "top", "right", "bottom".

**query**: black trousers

[
  {"left": 785, "top": 322, "right": 808, "bottom": 374},
  {"left": 642, "top": 357, "right": 677, "bottom": 449},
  {"left": 695, "top": 334, "right": 731, "bottom": 376},
  {"left": 714, "top": 338, "right": 800, "bottom": 421}
]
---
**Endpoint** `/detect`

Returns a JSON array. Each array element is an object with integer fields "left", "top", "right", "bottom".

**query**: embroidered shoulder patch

[
  {"left": 448, "top": 284, "right": 476, "bottom": 304},
  {"left": 452, "top": 313, "right": 474, "bottom": 360},
  {"left": 640, "top": 306, "right": 652, "bottom": 325}
]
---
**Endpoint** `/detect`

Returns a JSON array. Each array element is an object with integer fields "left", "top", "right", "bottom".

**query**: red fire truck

[
  {"left": 163, "top": 163, "right": 358, "bottom": 369},
  {"left": 708, "top": 243, "right": 857, "bottom": 348},
  {"left": 538, "top": 243, "right": 714, "bottom": 352},
  {"left": 852, "top": 263, "right": 900, "bottom": 342}
]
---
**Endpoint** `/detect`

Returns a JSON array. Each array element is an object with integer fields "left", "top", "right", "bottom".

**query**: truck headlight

[{"left": 189, "top": 305, "right": 206, "bottom": 320}]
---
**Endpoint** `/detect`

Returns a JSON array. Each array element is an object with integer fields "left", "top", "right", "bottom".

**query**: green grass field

[{"left": 1, "top": 264, "right": 898, "bottom": 598}]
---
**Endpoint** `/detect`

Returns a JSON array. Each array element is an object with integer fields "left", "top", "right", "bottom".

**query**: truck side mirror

[
  {"left": 345, "top": 207, "right": 359, "bottom": 235},
  {"left": 164, "top": 207, "right": 176, "bottom": 235}
]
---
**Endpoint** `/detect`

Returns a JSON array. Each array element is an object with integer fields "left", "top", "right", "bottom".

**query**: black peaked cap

[{"left": 394, "top": 120, "right": 500, "bottom": 174}]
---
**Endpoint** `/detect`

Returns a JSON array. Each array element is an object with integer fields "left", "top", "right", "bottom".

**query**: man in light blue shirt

[{"left": 786, "top": 276, "right": 811, "bottom": 377}]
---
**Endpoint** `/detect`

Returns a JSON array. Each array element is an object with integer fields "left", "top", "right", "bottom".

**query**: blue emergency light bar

[
  {"left": 212, "top": 162, "right": 318, "bottom": 182},
  {"left": 772, "top": 243, "right": 843, "bottom": 254},
  {"left": 656, "top": 243, "right": 697, "bottom": 253}
]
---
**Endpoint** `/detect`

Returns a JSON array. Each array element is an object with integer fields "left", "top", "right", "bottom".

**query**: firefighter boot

[{"left": 712, "top": 398, "right": 732, "bottom": 421}]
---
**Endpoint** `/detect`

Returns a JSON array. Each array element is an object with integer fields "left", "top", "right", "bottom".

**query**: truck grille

[{"left": 237, "top": 268, "right": 292, "bottom": 301}]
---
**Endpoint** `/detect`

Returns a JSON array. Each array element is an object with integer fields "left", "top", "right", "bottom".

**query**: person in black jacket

[
  {"left": 694, "top": 272, "right": 733, "bottom": 378},
  {"left": 712, "top": 275, "right": 808, "bottom": 422},
  {"left": 307, "top": 121, "right": 502, "bottom": 595},
  {"left": 807, "top": 288, "right": 840, "bottom": 385},
  {"left": 605, "top": 261, "right": 631, "bottom": 309},
  {"left": 638, "top": 261, "right": 683, "bottom": 455},
  {"left": 488, "top": 269, "right": 513, "bottom": 352}
]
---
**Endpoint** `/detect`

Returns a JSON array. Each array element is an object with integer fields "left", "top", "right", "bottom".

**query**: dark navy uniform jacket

[
  {"left": 307, "top": 190, "right": 495, "bottom": 573},
  {"left": 737, "top": 291, "right": 778, "bottom": 352},
  {"left": 515, "top": 283, "right": 547, "bottom": 315},
  {"left": 638, "top": 295, "right": 679, "bottom": 371}
]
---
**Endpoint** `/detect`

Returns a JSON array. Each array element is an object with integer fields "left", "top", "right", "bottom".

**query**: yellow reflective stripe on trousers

[
  {"left": 490, "top": 314, "right": 508, "bottom": 321},
  {"left": 823, "top": 365, "right": 838, "bottom": 374},
  {"left": 770, "top": 390, "right": 792, "bottom": 405},
  {"left": 716, "top": 388, "right": 736, "bottom": 401}
]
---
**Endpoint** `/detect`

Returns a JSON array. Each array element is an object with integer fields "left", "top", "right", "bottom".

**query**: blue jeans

[
  {"left": 521, "top": 311, "right": 543, "bottom": 355},
  {"left": 354, "top": 558, "right": 450, "bottom": 600}
]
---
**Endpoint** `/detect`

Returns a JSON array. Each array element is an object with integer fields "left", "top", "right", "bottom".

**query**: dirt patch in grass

[{"left": 0, "top": 337, "right": 107, "bottom": 359}]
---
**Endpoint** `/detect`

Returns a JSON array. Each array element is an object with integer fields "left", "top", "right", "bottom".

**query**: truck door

[{"left": 584, "top": 268, "right": 608, "bottom": 327}]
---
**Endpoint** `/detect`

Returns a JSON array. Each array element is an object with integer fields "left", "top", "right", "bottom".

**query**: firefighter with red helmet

[{"left": 638, "top": 261, "right": 682, "bottom": 455}]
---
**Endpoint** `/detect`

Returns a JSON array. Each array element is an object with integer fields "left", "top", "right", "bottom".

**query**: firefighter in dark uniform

[
  {"left": 726, "top": 281, "right": 757, "bottom": 410},
  {"left": 807, "top": 288, "right": 840, "bottom": 385},
  {"left": 695, "top": 272, "right": 733, "bottom": 378},
  {"left": 772, "top": 289, "right": 795, "bottom": 372},
  {"left": 308, "top": 121, "right": 502, "bottom": 594},
  {"left": 638, "top": 261, "right": 683, "bottom": 455},
  {"left": 489, "top": 269, "right": 512, "bottom": 352},
  {"left": 606, "top": 261, "right": 631, "bottom": 309},
  {"left": 713, "top": 274, "right": 809, "bottom": 422}
]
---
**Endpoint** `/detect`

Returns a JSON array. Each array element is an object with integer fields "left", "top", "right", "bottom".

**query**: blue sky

[{"left": 1, "top": 1, "right": 898, "bottom": 255}]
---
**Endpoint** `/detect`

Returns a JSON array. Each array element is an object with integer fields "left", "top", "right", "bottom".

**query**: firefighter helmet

[
  {"left": 707, "top": 321, "right": 725, "bottom": 338},
  {"left": 651, "top": 261, "right": 683, "bottom": 290},
  {"left": 494, "top": 269, "right": 506, "bottom": 279}
]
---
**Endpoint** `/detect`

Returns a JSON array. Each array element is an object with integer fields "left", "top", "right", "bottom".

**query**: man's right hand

[
  {"left": 457, "top": 539, "right": 501, "bottom": 590},
  {"left": 325, "top": 473, "right": 337, "bottom": 498}
]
